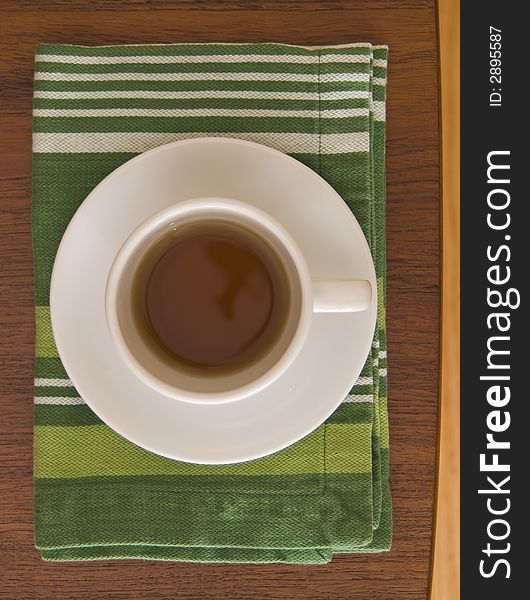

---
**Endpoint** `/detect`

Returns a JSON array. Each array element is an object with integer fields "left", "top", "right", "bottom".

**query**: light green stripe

[
  {"left": 34, "top": 423, "right": 371, "bottom": 478},
  {"left": 35, "top": 306, "right": 57, "bottom": 358}
]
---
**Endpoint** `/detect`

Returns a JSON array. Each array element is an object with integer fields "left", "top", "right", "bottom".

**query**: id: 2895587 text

[{"left": 489, "top": 26, "right": 503, "bottom": 107}]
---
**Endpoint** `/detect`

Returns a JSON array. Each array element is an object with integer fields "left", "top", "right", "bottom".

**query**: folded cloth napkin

[{"left": 33, "top": 42, "right": 390, "bottom": 563}]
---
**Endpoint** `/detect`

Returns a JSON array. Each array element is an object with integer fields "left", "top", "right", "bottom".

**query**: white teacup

[{"left": 105, "top": 198, "right": 371, "bottom": 405}]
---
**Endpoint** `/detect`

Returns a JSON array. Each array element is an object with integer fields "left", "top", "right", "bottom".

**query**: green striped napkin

[{"left": 33, "top": 42, "right": 390, "bottom": 563}]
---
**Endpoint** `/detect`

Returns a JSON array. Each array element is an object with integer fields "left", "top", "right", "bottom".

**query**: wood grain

[
  {"left": 430, "top": 0, "right": 460, "bottom": 598},
  {"left": 0, "top": 1, "right": 440, "bottom": 599}
]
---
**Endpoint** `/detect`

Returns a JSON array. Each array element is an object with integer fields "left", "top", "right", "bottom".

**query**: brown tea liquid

[{"left": 132, "top": 221, "right": 291, "bottom": 372}]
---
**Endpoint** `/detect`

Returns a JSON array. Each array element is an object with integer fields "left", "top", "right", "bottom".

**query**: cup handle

[{"left": 312, "top": 280, "right": 372, "bottom": 313}]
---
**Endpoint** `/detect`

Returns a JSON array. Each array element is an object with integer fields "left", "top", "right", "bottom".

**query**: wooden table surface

[{"left": 0, "top": 1, "right": 440, "bottom": 599}]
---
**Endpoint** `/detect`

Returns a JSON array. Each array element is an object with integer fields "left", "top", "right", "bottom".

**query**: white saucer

[{"left": 51, "top": 138, "right": 377, "bottom": 464}]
